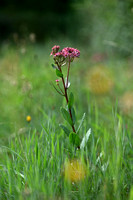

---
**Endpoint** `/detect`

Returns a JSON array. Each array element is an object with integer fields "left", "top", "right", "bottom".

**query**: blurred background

[
  {"left": 1, "top": 0, "right": 133, "bottom": 142},
  {"left": 0, "top": 0, "right": 133, "bottom": 56}
]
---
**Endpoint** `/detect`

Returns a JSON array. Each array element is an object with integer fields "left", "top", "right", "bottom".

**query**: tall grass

[
  {"left": 0, "top": 105, "right": 132, "bottom": 199},
  {"left": 0, "top": 44, "right": 132, "bottom": 199}
]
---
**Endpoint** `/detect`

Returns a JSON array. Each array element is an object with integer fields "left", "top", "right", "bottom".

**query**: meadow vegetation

[{"left": 0, "top": 40, "right": 133, "bottom": 200}]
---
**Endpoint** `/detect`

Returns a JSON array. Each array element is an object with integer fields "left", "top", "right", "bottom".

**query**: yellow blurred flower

[
  {"left": 87, "top": 66, "right": 114, "bottom": 95},
  {"left": 64, "top": 159, "right": 87, "bottom": 182},
  {"left": 119, "top": 92, "right": 133, "bottom": 114},
  {"left": 26, "top": 115, "right": 31, "bottom": 122}
]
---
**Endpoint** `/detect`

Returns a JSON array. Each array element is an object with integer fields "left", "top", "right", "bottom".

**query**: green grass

[{"left": 0, "top": 42, "right": 133, "bottom": 199}]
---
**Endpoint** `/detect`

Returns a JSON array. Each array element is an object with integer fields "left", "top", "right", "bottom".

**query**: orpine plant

[{"left": 50, "top": 45, "right": 91, "bottom": 149}]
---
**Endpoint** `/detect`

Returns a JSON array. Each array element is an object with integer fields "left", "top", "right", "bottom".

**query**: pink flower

[
  {"left": 62, "top": 47, "right": 80, "bottom": 58},
  {"left": 50, "top": 45, "right": 60, "bottom": 56},
  {"left": 50, "top": 45, "right": 80, "bottom": 65},
  {"left": 55, "top": 79, "right": 60, "bottom": 85},
  {"left": 53, "top": 51, "right": 64, "bottom": 57},
  {"left": 53, "top": 51, "right": 66, "bottom": 64}
]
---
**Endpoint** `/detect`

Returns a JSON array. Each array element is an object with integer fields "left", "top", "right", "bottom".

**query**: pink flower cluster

[
  {"left": 62, "top": 47, "right": 80, "bottom": 58},
  {"left": 50, "top": 45, "right": 80, "bottom": 59},
  {"left": 50, "top": 45, "right": 60, "bottom": 56}
]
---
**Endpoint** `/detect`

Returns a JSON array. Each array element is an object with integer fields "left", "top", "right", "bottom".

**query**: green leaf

[
  {"left": 60, "top": 107, "right": 73, "bottom": 126},
  {"left": 77, "top": 113, "right": 86, "bottom": 133},
  {"left": 69, "top": 132, "right": 80, "bottom": 147},
  {"left": 51, "top": 64, "right": 57, "bottom": 69},
  {"left": 71, "top": 107, "right": 76, "bottom": 124},
  {"left": 68, "top": 92, "right": 74, "bottom": 109},
  {"left": 59, "top": 124, "right": 70, "bottom": 135},
  {"left": 56, "top": 69, "right": 63, "bottom": 78}
]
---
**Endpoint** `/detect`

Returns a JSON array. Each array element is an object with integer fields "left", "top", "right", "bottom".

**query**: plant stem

[
  {"left": 58, "top": 65, "right": 76, "bottom": 133},
  {"left": 50, "top": 82, "right": 64, "bottom": 96},
  {"left": 58, "top": 84, "right": 64, "bottom": 95}
]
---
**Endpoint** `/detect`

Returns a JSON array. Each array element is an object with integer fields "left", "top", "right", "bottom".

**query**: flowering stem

[{"left": 58, "top": 65, "right": 76, "bottom": 133}]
